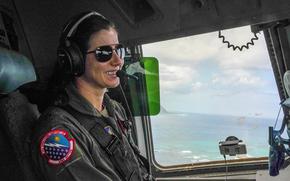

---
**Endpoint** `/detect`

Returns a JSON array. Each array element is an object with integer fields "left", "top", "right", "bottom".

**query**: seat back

[{"left": 0, "top": 48, "right": 40, "bottom": 181}]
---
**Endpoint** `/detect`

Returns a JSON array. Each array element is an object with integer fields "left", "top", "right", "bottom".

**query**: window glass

[{"left": 142, "top": 26, "right": 283, "bottom": 166}]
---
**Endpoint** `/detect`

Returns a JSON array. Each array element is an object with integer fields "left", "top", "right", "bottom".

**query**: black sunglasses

[{"left": 86, "top": 44, "right": 125, "bottom": 62}]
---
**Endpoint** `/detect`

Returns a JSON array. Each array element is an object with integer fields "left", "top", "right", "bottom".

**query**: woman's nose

[{"left": 110, "top": 51, "right": 123, "bottom": 66}]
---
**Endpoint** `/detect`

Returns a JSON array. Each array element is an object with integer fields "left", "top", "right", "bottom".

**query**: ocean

[{"left": 150, "top": 112, "right": 279, "bottom": 166}]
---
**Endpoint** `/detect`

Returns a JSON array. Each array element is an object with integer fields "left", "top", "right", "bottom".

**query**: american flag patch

[{"left": 40, "top": 129, "right": 75, "bottom": 165}]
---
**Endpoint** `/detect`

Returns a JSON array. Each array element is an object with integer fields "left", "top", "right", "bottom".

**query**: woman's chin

[{"left": 106, "top": 80, "right": 120, "bottom": 88}]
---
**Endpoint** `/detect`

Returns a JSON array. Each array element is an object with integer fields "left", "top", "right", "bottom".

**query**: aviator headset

[{"left": 57, "top": 11, "right": 124, "bottom": 77}]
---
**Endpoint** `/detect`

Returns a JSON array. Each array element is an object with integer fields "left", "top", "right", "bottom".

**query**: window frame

[{"left": 131, "top": 21, "right": 290, "bottom": 179}]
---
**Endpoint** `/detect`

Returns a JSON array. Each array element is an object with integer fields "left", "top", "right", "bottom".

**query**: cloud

[
  {"left": 214, "top": 26, "right": 271, "bottom": 70},
  {"left": 142, "top": 32, "right": 220, "bottom": 66},
  {"left": 192, "top": 81, "right": 203, "bottom": 91},
  {"left": 159, "top": 63, "right": 203, "bottom": 94},
  {"left": 142, "top": 25, "right": 271, "bottom": 96},
  {"left": 211, "top": 69, "right": 264, "bottom": 87},
  {"left": 143, "top": 26, "right": 270, "bottom": 70},
  {"left": 215, "top": 40, "right": 270, "bottom": 70}
]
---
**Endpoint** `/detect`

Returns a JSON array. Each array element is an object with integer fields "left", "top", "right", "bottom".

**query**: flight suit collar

[
  {"left": 64, "top": 82, "right": 121, "bottom": 137},
  {"left": 65, "top": 82, "right": 104, "bottom": 117}
]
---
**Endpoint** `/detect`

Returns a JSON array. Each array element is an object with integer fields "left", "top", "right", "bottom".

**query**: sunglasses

[{"left": 86, "top": 44, "right": 125, "bottom": 62}]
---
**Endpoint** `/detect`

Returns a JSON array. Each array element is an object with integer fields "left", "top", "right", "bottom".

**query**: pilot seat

[{"left": 0, "top": 47, "right": 40, "bottom": 181}]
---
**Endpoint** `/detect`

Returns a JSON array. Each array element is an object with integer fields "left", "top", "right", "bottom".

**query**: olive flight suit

[{"left": 31, "top": 83, "right": 148, "bottom": 181}]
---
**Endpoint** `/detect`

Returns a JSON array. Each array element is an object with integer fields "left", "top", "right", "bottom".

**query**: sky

[{"left": 142, "top": 26, "right": 282, "bottom": 119}]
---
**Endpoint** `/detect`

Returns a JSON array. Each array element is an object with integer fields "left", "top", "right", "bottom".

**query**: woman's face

[{"left": 81, "top": 27, "right": 124, "bottom": 90}]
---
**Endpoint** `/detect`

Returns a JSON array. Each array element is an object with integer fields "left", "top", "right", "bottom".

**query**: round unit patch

[{"left": 40, "top": 129, "right": 75, "bottom": 165}]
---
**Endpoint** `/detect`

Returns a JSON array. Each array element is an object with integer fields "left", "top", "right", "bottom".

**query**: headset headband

[{"left": 62, "top": 11, "right": 107, "bottom": 40}]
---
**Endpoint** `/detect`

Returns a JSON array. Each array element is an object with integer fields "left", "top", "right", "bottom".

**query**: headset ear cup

[
  {"left": 69, "top": 41, "right": 85, "bottom": 76},
  {"left": 57, "top": 40, "right": 85, "bottom": 77},
  {"left": 57, "top": 46, "right": 73, "bottom": 76}
]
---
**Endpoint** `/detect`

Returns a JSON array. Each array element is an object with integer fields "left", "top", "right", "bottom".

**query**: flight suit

[{"left": 31, "top": 83, "right": 148, "bottom": 181}]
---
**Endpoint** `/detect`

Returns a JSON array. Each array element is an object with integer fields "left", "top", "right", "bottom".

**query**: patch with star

[{"left": 40, "top": 129, "right": 75, "bottom": 165}]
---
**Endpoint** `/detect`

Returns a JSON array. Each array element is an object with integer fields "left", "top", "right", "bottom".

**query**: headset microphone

[{"left": 116, "top": 70, "right": 138, "bottom": 80}]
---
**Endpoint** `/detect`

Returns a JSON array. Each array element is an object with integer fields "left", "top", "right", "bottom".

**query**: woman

[{"left": 31, "top": 11, "right": 150, "bottom": 181}]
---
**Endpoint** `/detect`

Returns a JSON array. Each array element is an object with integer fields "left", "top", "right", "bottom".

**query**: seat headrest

[{"left": 0, "top": 47, "right": 37, "bottom": 94}]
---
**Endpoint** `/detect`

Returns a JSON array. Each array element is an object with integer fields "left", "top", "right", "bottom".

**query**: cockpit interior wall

[
  {"left": 0, "top": 0, "right": 36, "bottom": 75},
  {"left": 0, "top": 12, "right": 13, "bottom": 49}
]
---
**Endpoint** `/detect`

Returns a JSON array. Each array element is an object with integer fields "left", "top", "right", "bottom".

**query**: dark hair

[{"left": 70, "top": 13, "right": 116, "bottom": 56}]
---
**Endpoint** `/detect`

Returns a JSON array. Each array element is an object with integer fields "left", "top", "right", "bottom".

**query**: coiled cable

[{"left": 218, "top": 30, "right": 260, "bottom": 51}]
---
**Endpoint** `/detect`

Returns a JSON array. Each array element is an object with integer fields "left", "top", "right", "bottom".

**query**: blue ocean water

[{"left": 150, "top": 112, "right": 277, "bottom": 166}]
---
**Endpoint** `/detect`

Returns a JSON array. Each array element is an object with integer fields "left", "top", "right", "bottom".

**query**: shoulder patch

[{"left": 40, "top": 129, "right": 75, "bottom": 165}]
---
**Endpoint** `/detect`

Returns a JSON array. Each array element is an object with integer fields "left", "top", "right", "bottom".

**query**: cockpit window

[{"left": 143, "top": 26, "right": 282, "bottom": 166}]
